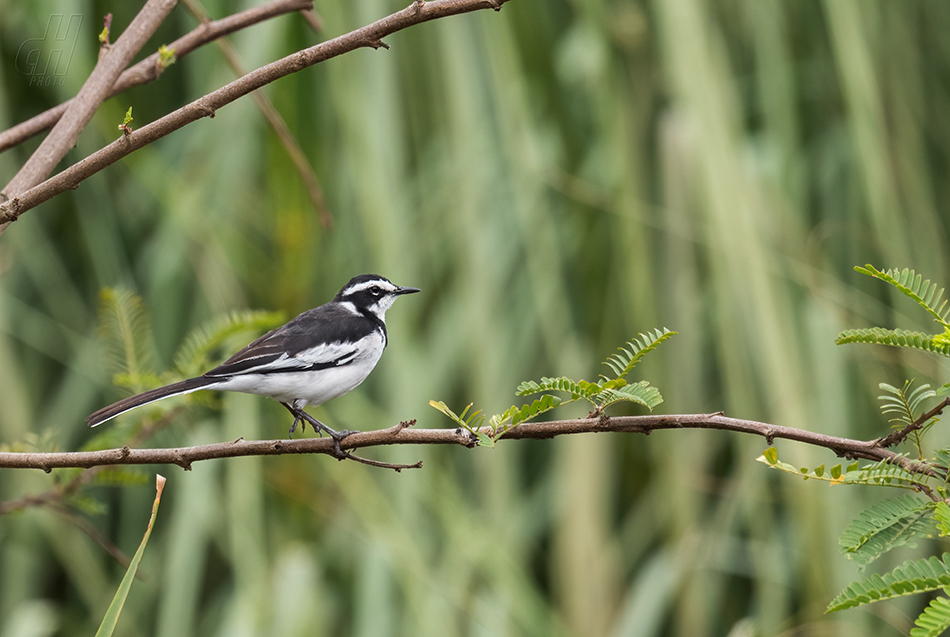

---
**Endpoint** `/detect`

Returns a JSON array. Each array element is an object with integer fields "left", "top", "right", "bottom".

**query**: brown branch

[
  {"left": 875, "top": 396, "right": 950, "bottom": 449},
  {"left": 0, "top": 405, "right": 183, "bottom": 516},
  {"left": 0, "top": 0, "right": 512, "bottom": 227},
  {"left": 0, "top": 0, "right": 314, "bottom": 154},
  {"left": 0, "top": 412, "right": 925, "bottom": 474},
  {"left": 0, "top": 0, "right": 178, "bottom": 232}
]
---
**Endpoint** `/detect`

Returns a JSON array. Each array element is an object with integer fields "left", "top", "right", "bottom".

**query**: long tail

[{"left": 86, "top": 377, "right": 221, "bottom": 427}]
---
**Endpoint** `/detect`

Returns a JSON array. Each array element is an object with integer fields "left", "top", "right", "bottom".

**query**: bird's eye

[{"left": 370, "top": 286, "right": 382, "bottom": 296}]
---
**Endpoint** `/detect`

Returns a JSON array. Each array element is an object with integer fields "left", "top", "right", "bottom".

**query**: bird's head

[{"left": 335, "top": 274, "right": 420, "bottom": 321}]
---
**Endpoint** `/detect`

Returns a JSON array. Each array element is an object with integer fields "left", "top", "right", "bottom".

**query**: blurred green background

[{"left": 2, "top": 0, "right": 950, "bottom": 635}]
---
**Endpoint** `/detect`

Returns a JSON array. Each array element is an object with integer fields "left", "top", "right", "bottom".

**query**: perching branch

[
  {"left": 0, "top": 0, "right": 511, "bottom": 228},
  {"left": 0, "top": 0, "right": 178, "bottom": 232},
  {"left": 0, "top": 0, "right": 314, "bottom": 154},
  {"left": 0, "top": 412, "right": 931, "bottom": 479}
]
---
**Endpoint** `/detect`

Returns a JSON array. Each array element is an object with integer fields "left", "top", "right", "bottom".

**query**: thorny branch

[{"left": 0, "top": 0, "right": 512, "bottom": 228}]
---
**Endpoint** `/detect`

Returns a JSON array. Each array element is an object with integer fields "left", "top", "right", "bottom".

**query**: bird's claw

[{"left": 282, "top": 403, "right": 358, "bottom": 459}]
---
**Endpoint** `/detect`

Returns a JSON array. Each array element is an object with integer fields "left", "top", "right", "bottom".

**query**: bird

[{"left": 86, "top": 274, "right": 420, "bottom": 451}]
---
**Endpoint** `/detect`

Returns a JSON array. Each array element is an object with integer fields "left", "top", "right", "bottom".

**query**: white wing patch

[
  {"left": 237, "top": 341, "right": 357, "bottom": 374},
  {"left": 296, "top": 341, "right": 359, "bottom": 366},
  {"left": 213, "top": 332, "right": 386, "bottom": 405}
]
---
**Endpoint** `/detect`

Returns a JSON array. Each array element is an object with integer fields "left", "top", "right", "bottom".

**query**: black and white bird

[{"left": 86, "top": 275, "right": 419, "bottom": 445}]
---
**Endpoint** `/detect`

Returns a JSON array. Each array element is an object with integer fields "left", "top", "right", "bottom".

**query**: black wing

[{"left": 203, "top": 303, "right": 381, "bottom": 378}]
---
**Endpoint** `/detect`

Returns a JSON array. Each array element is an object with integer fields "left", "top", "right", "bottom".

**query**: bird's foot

[
  {"left": 289, "top": 407, "right": 358, "bottom": 460},
  {"left": 288, "top": 414, "right": 303, "bottom": 439}
]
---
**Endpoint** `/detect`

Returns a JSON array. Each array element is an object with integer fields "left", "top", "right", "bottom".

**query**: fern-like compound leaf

[
  {"left": 517, "top": 377, "right": 603, "bottom": 401},
  {"left": 595, "top": 381, "right": 664, "bottom": 411},
  {"left": 934, "top": 503, "right": 950, "bottom": 538},
  {"left": 878, "top": 381, "right": 937, "bottom": 428},
  {"left": 97, "top": 288, "right": 156, "bottom": 394},
  {"left": 601, "top": 328, "right": 677, "bottom": 379},
  {"left": 836, "top": 328, "right": 950, "bottom": 358},
  {"left": 429, "top": 401, "right": 485, "bottom": 431},
  {"left": 842, "top": 457, "right": 929, "bottom": 489},
  {"left": 910, "top": 596, "right": 950, "bottom": 637},
  {"left": 838, "top": 494, "right": 937, "bottom": 566},
  {"left": 173, "top": 310, "right": 284, "bottom": 377},
  {"left": 827, "top": 553, "right": 950, "bottom": 613},
  {"left": 856, "top": 265, "right": 950, "bottom": 329},
  {"left": 758, "top": 447, "right": 853, "bottom": 483},
  {"left": 489, "top": 394, "right": 562, "bottom": 431}
]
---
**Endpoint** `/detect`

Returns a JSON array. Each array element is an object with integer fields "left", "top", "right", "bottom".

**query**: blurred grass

[{"left": 2, "top": 0, "right": 950, "bottom": 635}]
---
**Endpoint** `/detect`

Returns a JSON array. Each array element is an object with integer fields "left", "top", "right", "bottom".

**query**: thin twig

[
  {"left": 0, "top": 0, "right": 314, "bottom": 154},
  {"left": 875, "top": 397, "right": 950, "bottom": 449},
  {"left": 0, "top": 0, "right": 178, "bottom": 233},
  {"left": 0, "top": 0, "right": 513, "bottom": 228},
  {"left": 182, "top": 0, "right": 332, "bottom": 227},
  {"left": 46, "top": 502, "right": 133, "bottom": 570}
]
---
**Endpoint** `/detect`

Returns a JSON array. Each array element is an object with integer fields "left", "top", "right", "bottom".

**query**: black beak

[{"left": 396, "top": 286, "right": 421, "bottom": 295}]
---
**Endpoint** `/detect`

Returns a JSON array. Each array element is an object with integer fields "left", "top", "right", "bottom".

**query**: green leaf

[
  {"left": 842, "top": 458, "right": 929, "bottom": 489},
  {"left": 173, "top": 310, "right": 284, "bottom": 378},
  {"left": 934, "top": 503, "right": 950, "bottom": 537},
  {"left": 429, "top": 401, "right": 486, "bottom": 437},
  {"left": 855, "top": 265, "right": 950, "bottom": 330},
  {"left": 489, "top": 395, "right": 562, "bottom": 430},
  {"left": 430, "top": 400, "right": 478, "bottom": 427},
  {"left": 877, "top": 380, "right": 940, "bottom": 459},
  {"left": 910, "top": 596, "right": 950, "bottom": 637},
  {"left": 517, "top": 377, "right": 603, "bottom": 402},
  {"left": 157, "top": 44, "right": 176, "bottom": 68},
  {"left": 838, "top": 494, "right": 937, "bottom": 566},
  {"left": 97, "top": 288, "right": 155, "bottom": 394},
  {"left": 757, "top": 451, "right": 925, "bottom": 489},
  {"left": 827, "top": 553, "right": 950, "bottom": 613},
  {"left": 95, "top": 475, "right": 166, "bottom": 636},
  {"left": 601, "top": 328, "right": 677, "bottom": 379},
  {"left": 836, "top": 328, "right": 950, "bottom": 358},
  {"left": 595, "top": 380, "right": 664, "bottom": 411},
  {"left": 756, "top": 449, "right": 846, "bottom": 483}
]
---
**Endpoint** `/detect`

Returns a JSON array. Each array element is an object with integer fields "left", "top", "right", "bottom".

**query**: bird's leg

[
  {"left": 288, "top": 413, "right": 303, "bottom": 439},
  {"left": 282, "top": 402, "right": 302, "bottom": 438},
  {"left": 280, "top": 402, "right": 356, "bottom": 459}
]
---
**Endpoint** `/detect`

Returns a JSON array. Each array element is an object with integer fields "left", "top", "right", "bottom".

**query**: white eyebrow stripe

[{"left": 343, "top": 280, "right": 396, "bottom": 295}]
